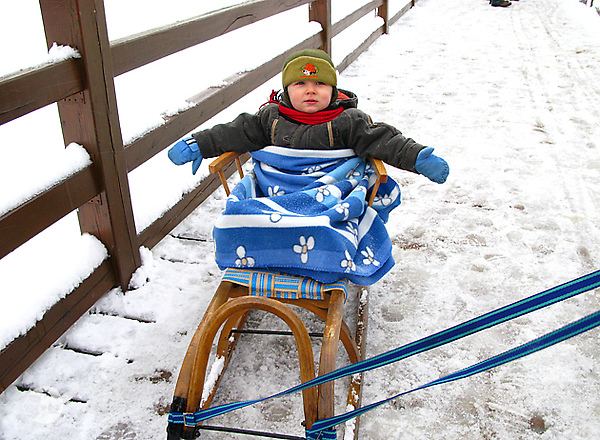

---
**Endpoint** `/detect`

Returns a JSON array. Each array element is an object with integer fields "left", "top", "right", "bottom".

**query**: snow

[
  {"left": 201, "top": 356, "right": 226, "bottom": 406},
  {"left": 0, "top": 142, "right": 92, "bottom": 216},
  {"left": 46, "top": 43, "right": 81, "bottom": 63},
  {"left": 1, "top": 0, "right": 600, "bottom": 439},
  {"left": 0, "top": 226, "right": 107, "bottom": 350}
]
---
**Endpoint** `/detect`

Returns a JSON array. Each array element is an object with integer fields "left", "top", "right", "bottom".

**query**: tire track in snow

[{"left": 511, "top": 0, "right": 600, "bottom": 271}]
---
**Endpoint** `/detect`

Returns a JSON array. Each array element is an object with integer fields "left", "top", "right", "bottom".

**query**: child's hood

[{"left": 336, "top": 89, "right": 358, "bottom": 110}]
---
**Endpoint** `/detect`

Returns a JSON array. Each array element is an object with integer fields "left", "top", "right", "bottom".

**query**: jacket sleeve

[
  {"left": 343, "top": 108, "right": 425, "bottom": 172},
  {"left": 191, "top": 105, "right": 273, "bottom": 158}
]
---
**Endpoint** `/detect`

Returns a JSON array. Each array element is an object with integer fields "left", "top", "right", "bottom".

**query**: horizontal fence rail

[
  {"left": 111, "top": 0, "right": 315, "bottom": 76},
  {"left": 0, "top": 165, "right": 100, "bottom": 261},
  {"left": 0, "top": 0, "right": 419, "bottom": 393},
  {"left": 0, "top": 58, "right": 83, "bottom": 126},
  {"left": 124, "top": 33, "right": 323, "bottom": 172}
]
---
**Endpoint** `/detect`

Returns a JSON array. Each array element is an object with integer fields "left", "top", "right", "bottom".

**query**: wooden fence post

[
  {"left": 309, "top": 0, "right": 332, "bottom": 56},
  {"left": 39, "top": 0, "right": 141, "bottom": 290},
  {"left": 378, "top": 0, "right": 390, "bottom": 34}
]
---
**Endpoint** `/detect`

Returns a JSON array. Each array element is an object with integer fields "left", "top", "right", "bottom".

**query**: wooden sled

[{"left": 167, "top": 152, "right": 387, "bottom": 440}]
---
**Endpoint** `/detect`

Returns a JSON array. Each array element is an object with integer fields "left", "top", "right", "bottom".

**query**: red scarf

[
  {"left": 262, "top": 90, "right": 348, "bottom": 125},
  {"left": 278, "top": 105, "right": 344, "bottom": 125}
]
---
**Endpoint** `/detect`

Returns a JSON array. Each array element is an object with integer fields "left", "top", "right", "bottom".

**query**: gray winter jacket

[{"left": 192, "top": 89, "right": 425, "bottom": 172}]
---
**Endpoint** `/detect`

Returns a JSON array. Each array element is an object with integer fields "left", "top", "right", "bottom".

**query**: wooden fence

[{"left": 0, "top": 0, "right": 418, "bottom": 393}]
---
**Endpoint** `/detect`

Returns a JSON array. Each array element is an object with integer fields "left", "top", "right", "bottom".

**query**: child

[
  {"left": 168, "top": 49, "right": 449, "bottom": 284},
  {"left": 168, "top": 49, "right": 449, "bottom": 183}
]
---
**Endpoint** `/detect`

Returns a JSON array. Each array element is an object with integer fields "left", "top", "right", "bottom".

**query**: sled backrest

[{"left": 209, "top": 152, "right": 387, "bottom": 207}]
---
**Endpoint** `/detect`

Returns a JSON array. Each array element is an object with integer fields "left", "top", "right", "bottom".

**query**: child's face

[{"left": 287, "top": 80, "right": 333, "bottom": 113}]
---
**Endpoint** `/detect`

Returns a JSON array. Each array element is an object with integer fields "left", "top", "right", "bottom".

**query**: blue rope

[
  {"left": 305, "top": 428, "right": 337, "bottom": 440},
  {"left": 168, "top": 270, "right": 600, "bottom": 436},
  {"left": 307, "top": 309, "right": 600, "bottom": 434}
]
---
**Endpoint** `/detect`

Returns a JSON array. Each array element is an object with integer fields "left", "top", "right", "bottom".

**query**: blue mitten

[
  {"left": 414, "top": 147, "right": 449, "bottom": 184},
  {"left": 168, "top": 137, "right": 203, "bottom": 175}
]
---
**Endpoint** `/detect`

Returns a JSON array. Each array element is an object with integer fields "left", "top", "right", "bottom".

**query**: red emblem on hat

[{"left": 301, "top": 63, "right": 318, "bottom": 77}]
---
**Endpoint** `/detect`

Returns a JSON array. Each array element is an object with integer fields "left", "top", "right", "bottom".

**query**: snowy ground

[{"left": 2, "top": 0, "right": 600, "bottom": 439}]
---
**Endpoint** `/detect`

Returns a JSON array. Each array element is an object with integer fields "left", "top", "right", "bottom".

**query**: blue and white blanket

[{"left": 213, "top": 146, "right": 401, "bottom": 285}]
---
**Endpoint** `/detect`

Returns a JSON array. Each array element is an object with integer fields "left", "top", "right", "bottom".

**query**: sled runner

[{"left": 167, "top": 150, "right": 393, "bottom": 440}]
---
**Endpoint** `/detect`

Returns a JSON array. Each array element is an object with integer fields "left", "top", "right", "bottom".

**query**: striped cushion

[{"left": 222, "top": 268, "right": 348, "bottom": 301}]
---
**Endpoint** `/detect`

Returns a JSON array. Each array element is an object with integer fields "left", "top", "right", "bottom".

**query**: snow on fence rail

[{"left": 0, "top": 0, "right": 418, "bottom": 394}]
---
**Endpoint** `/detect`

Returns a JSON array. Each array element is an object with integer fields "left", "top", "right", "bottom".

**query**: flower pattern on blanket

[
  {"left": 341, "top": 250, "right": 357, "bottom": 272},
  {"left": 361, "top": 247, "right": 380, "bottom": 267},
  {"left": 293, "top": 236, "right": 315, "bottom": 264},
  {"left": 213, "top": 146, "right": 401, "bottom": 285},
  {"left": 268, "top": 185, "right": 285, "bottom": 197},
  {"left": 235, "top": 246, "right": 255, "bottom": 268},
  {"left": 315, "top": 186, "right": 330, "bottom": 202}
]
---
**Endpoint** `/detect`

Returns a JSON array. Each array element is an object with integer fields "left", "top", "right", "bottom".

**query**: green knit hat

[
  {"left": 282, "top": 49, "right": 338, "bottom": 106},
  {"left": 282, "top": 49, "right": 338, "bottom": 87}
]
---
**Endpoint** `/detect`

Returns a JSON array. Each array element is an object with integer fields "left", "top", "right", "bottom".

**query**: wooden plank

[
  {"left": 309, "top": 0, "right": 332, "bottom": 54},
  {"left": 208, "top": 151, "right": 243, "bottom": 175},
  {"left": 0, "top": 259, "right": 117, "bottom": 393},
  {"left": 76, "top": 0, "right": 141, "bottom": 287},
  {"left": 317, "top": 289, "right": 345, "bottom": 420},
  {"left": 124, "top": 33, "right": 322, "bottom": 172},
  {"left": 331, "top": 0, "right": 382, "bottom": 38},
  {"left": 390, "top": 0, "right": 416, "bottom": 26},
  {"left": 0, "top": 165, "right": 100, "bottom": 261},
  {"left": 111, "top": 0, "right": 314, "bottom": 76},
  {"left": 378, "top": 0, "right": 390, "bottom": 34},
  {"left": 41, "top": 0, "right": 141, "bottom": 289},
  {"left": 0, "top": 59, "right": 83, "bottom": 126}
]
